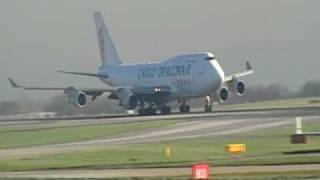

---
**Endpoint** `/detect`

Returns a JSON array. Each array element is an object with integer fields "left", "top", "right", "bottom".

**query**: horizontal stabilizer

[{"left": 58, "top": 70, "right": 109, "bottom": 78}]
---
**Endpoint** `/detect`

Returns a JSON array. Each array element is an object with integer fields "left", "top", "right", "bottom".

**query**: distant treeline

[{"left": 2, "top": 81, "right": 320, "bottom": 115}]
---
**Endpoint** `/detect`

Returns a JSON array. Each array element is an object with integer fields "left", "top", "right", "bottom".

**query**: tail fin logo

[
  {"left": 98, "top": 27, "right": 105, "bottom": 61},
  {"left": 94, "top": 11, "right": 122, "bottom": 65}
]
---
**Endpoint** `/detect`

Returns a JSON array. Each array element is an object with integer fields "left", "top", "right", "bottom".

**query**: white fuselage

[{"left": 98, "top": 52, "right": 225, "bottom": 101}]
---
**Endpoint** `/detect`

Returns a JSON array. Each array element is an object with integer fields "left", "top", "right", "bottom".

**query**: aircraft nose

[{"left": 210, "top": 60, "right": 225, "bottom": 87}]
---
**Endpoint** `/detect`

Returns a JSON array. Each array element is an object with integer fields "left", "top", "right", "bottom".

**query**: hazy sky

[{"left": 1, "top": 0, "right": 320, "bottom": 101}]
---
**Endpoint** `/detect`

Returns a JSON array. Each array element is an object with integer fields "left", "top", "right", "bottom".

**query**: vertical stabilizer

[{"left": 94, "top": 11, "right": 122, "bottom": 65}]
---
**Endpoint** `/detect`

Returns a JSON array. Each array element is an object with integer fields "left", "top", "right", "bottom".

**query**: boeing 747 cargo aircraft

[{"left": 9, "top": 11, "right": 254, "bottom": 115}]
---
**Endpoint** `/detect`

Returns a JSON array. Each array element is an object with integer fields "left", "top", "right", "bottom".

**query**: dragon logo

[{"left": 98, "top": 27, "right": 105, "bottom": 60}]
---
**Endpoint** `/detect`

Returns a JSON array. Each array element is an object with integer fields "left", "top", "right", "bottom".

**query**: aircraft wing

[
  {"left": 8, "top": 78, "right": 117, "bottom": 99},
  {"left": 224, "top": 61, "right": 254, "bottom": 82},
  {"left": 9, "top": 78, "right": 171, "bottom": 95}
]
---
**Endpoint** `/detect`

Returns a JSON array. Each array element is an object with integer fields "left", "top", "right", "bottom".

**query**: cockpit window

[{"left": 205, "top": 56, "right": 215, "bottom": 61}]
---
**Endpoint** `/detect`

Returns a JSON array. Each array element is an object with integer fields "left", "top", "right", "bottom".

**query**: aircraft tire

[
  {"left": 179, "top": 105, "right": 190, "bottom": 113},
  {"left": 160, "top": 106, "right": 171, "bottom": 114},
  {"left": 138, "top": 108, "right": 157, "bottom": 116},
  {"left": 204, "top": 105, "right": 212, "bottom": 112}
]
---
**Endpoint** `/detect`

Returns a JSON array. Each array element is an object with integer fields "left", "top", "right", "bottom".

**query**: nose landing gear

[
  {"left": 179, "top": 100, "right": 190, "bottom": 113},
  {"left": 204, "top": 95, "right": 213, "bottom": 112}
]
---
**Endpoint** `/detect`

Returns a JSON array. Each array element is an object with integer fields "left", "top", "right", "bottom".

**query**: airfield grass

[
  {"left": 0, "top": 120, "right": 179, "bottom": 149},
  {"left": 1, "top": 121, "right": 320, "bottom": 172},
  {"left": 215, "top": 97, "right": 320, "bottom": 111}
]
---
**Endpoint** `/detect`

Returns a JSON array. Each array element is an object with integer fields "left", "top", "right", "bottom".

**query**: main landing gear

[
  {"left": 138, "top": 107, "right": 157, "bottom": 116},
  {"left": 160, "top": 106, "right": 171, "bottom": 115},
  {"left": 137, "top": 101, "right": 156, "bottom": 116},
  {"left": 204, "top": 95, "right": 213, "bottom": 112},
  {"left": 179, "top": 100, "right": 190, "bottom": 113},
  {"left": 137, "top": 101, "right": 171, "bottom": 115}
]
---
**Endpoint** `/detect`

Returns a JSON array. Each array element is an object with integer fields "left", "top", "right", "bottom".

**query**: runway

[
  {"left": 0, "top": 106, "right": 320, "bottom": 178},
  {"left": 1, "top": 106, "right": 320, "bottom": 123},
  {"left": 1, "top": 107, "right": 320, "bottom": 158}
]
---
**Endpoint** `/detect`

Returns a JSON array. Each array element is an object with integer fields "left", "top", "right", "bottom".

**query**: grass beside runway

[
  {"left": 1, "top": 121, "right": 320, "bottom": 172},
  {"left": 0, "top": 120, "right": 180, "bottom": 149}
]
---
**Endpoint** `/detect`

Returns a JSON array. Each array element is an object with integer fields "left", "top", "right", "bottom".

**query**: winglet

[
  {"left": 8, "top": 78, "right": 21, "bottom": 88},
  {"left": 246, "top": 61, "right": 253, "bottom": 71}
]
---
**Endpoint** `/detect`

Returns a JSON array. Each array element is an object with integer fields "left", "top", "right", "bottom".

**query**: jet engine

[
  {"left": 64, "top": 87, "right": 87, "bottom": 108},
  {"left": 219, "top": 87, "right": 229, "bottom": 102},
  {"left": 117, "top": 89, "right": 138, "bottom": 110},
  {"left": 230, "top": 80, "right": 246, "bottom": 96}
]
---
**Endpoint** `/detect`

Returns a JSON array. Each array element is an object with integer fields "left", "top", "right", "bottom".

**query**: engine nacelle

[
  {"left": 219, "top": 87, "right": 229, "bottom": 102},
  {"left": 236, "top": 80, "right": 246, "bottom": 96},
  {"left": 230, "top": 80, "right": 246, "bottom": 96},
  {"left": 117, "top": 89, "right": 138, "bottom": 110},
  {"left": 64, "top": 87, "right": 87, "bottom": 108}
]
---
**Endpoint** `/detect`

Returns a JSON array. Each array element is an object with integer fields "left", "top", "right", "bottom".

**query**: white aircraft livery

[{"left": 9, "top": 11, "right": 254, "bottom": 115}]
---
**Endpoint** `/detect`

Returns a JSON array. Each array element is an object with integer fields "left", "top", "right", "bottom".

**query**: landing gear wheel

[
  {"left": 138, "top": 109, "right": 145, "bottom": 115},
  {"left": 138, "top": 108, "right": 157, "bottom": 116},
  {"left": 160, "top": 106, "right": 171, "bottom": 115},
  {"left": 179, "top": 105, "right": 190, "bottom": 113},
  {"left": 204, "top": 95, "right": 213, "bottom": 113},
  {"left": 204, "top": 105, "right": 212, "bottom": 112}
]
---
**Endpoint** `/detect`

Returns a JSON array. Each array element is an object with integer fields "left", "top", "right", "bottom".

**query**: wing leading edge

[
  {"left": 8, "top": 78, "right": 115, "bottom": 93},
  {"left": 9, "top": 78, "right": 171, "bottom": 96}
]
